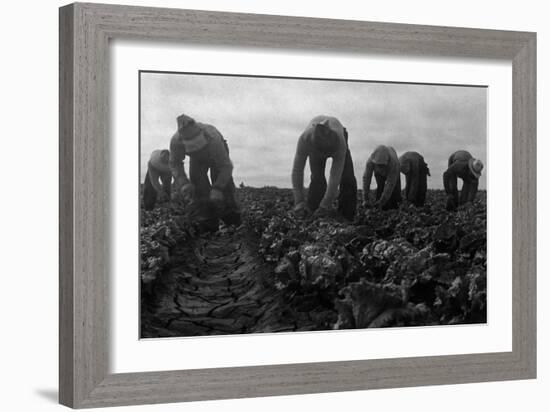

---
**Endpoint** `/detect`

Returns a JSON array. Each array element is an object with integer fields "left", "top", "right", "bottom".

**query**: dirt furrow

[{"left": 141, "top": 225, "right": 306, "bottom": 338}]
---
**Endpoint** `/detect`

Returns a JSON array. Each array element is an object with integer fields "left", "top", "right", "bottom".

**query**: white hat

[{"left": 468, "top": 158, "right": 484, "bottom": 178}]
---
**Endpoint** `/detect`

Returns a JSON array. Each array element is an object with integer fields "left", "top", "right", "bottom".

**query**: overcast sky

[{"left": 140, "top": 72, "right": 487, "bottom": 190}]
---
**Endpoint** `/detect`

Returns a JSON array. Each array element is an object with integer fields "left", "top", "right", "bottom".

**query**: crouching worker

[
  {"left": 363, "top": 145, "right": 401, "bottom": 210},
  {"left": 143, "top": 149, "right": 172, "bottom": 211},
  {"left": 399, "top": 151, "right": 430, "bottom": 207},
  {"left": 443, "top": 150, "right": 483, "bottom": 211},
  {"left": 291, "top": 115, "right": 357, "bottom": 220},
  {"left": 169, "top": 114, "right": 241, "bottom": 228}
]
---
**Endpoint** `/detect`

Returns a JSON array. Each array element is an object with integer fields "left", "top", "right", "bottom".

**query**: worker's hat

[
  {"left": 370, "top": 145, "right": 390, "bottom": 165},
  {"left": 149, "top": 149, "right": 170, "bottom": 173},
  {"left": 468, "top": 158, "right": 484, "bottom": 178},
  {"left": 177, "top": 114, "right": 208, "bottom": 153}
]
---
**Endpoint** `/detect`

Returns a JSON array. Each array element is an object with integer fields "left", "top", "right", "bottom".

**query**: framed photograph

[{"left": 59, "top": 2, "right": 536, "bottom": 408}]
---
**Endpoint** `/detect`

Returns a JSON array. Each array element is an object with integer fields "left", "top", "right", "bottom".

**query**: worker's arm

[
  {"left": 210, "top": 136, "right": 234, "bottom": 191},
  {"left": 291, "top": 134, "right": 308, "bottom": 206},
  {"left": 169, "top": 136, "right": 190, "bottom": 191},
  {"left": 147, "top": 162, "right": 164, "bottom": 194},
  {"left": 408, "top": 158, "right": 420, "bottom": 203},
  {"left": 443, "top": 162, "right": 463, "bottom": 210},
  {"left": 320, "top": 145, "right": 346, "bottom": 209},
  {"left": 362, "top": 159, "right": 374, "bottom": 203},
  {"left": 378, "top": 158, "right": 400, "bottom": 207},
  {"left": 467, "top": 178, "right": 479, "bottom": 202}
]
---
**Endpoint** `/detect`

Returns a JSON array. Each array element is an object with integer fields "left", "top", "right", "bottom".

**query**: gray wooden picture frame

[{"left": 59, "top": 2, "right": 536, "bottom": 409}]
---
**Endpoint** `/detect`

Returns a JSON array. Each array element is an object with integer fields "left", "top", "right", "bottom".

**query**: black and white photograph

[
  {"left": 2, "top": 0, "right": 544, "bottom": 410},
  {"left": 139, "top": 71, "right": 487, "bottom": 338}
]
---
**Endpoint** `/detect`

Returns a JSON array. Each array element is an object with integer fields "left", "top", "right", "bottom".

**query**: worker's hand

[
  {"left": 313, "top": 206, "right": 333, "bottom": 218},
  {"left": 157, "top": 191, "right": 169, "bottom": 203},
  {"left": 180, "top": 183, "right": 195, "bottom": 201},
  {"left": 446, "top": 196, "right": 457, "bottom": 211},
  {"left": 293, "top": 202, "right": 310, "bottom": 218},
  {"left": 209, "top": 188, "right": 224, "bottom": 203}
]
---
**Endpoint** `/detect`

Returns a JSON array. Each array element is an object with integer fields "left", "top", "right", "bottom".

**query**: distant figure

[
  {"left": 363, "top": 145, "right": 401, "bottom": 210},
  {"left": 291, "top": 115, "right": 357, "bottom": 220},
  {"left": 399, "top": 151, "right": 430, "bottom": 207},
  {"left": 143, "top": 149, "right": 172, "bottom": 211},
  {"left": 443, "top": 150, "right": 484, "bottom": 211},
  {"left": 169, "top": 114, "right": 241, "bottom": 226}
]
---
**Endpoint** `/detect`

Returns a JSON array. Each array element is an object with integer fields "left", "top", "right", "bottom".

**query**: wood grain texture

[
  {"left": 59, "top": 4, "right": 74, "bottom": 406},
  {"left": 512, "top": 35, "right": 537, "bottom": 374},
  {"left": 59, "top": 2, "right": 537, "bottom": 408}
]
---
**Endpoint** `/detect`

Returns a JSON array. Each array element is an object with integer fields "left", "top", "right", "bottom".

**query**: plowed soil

[{"left": 141, "top": 226, "right": 314, "bottom": 337}]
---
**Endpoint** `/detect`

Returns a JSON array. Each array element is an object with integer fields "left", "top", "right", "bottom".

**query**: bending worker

[
  {"left": 291, "top": 115, "right": 357, "bottom": 220},
  {"left": 443, "top": 150, "right": 484, "bottom": 211},
  {"left": 399, "top": 151, "right": 430, "bottom": 207},
  {"left": 169, "top": 114, "right": 241, "bottom": 226},
  {"left": 363, "top": 145, "right": 401, "bottom": 210},
  {"left": 143, "top": 149, "right": 172, "bottom": 211}
]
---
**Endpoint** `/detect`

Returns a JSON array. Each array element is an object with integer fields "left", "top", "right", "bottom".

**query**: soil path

[{"left": 141, "top": 226, "right": 304, "bottom": 337}]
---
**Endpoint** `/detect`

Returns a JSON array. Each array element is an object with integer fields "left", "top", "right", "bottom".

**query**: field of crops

[{"left": 140, "top": 187, "right": 487, "bottom": 337}]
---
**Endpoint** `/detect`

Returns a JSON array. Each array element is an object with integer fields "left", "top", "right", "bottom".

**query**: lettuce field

[{"left": 140, "top": 187, "right": 487, "bottom": 338}]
